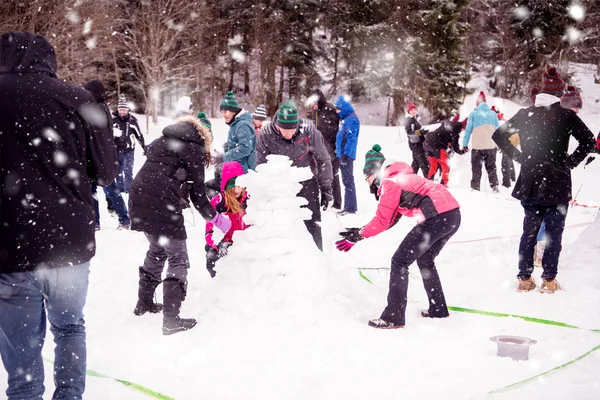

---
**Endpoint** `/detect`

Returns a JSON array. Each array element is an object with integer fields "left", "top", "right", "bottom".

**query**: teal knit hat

[
  {"left": 363, "top": 144, "right": 386, "bottom": 176},
  {"left": 275, "top": 99, "right": 299, "bottom": 129},
  {"left": 220, "top": 91, "right": 240, "bottom": 112}
]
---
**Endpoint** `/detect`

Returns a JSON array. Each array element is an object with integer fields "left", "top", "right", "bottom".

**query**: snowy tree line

[{"left": 1, "top": 0, "right": 599, "bottom": 122}]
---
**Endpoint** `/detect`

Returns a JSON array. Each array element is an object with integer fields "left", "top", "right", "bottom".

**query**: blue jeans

[
  {"left": 117, "top": 151, "right": 135, "bottom": 193},
  {"left": 339, "top": 159, "right": 357, "bottom": 213},
  {"left": 518, "top": 201, "right": 568, "bottom": 281},
  {"left": 0, "top": 262, "right": 90, "bottom": 400},
  {"left": 103, "top": 180, "right": 130, "bottom": 226}
]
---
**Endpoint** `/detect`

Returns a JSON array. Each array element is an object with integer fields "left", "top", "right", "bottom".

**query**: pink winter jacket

[{"left": 360, "top": 162, "right": 460, "bottom": 239}]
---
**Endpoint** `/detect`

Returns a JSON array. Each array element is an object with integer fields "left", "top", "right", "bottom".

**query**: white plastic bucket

[{"left": 489, "top": 335, "right": 537, "bottom": 361}]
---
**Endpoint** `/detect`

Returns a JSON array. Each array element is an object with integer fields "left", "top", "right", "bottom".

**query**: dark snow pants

[
  {"left": 518, "top": 201, "right": 568, "bottom": 281},
  {"left": 380, "top": 209, "right": 461, "bottom": 326},
  {"left": 470, "top": 149, "right": 499, "bottom": 190},
  {"left": 299, "top": 178, "right": 323, "bottom": 251},
  {"left": 141, "top": 233, "right": 190, "bottom": 293},
  {"left": 330, "top": 155, "right": 342, "bottom": 209},
  {"left": 409, "top": 143, "right": 430, "bottom": 177},
  {"left": 500, "top": 152, "right": 516, "bottom": 187}
]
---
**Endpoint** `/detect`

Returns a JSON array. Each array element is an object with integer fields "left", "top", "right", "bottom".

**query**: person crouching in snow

[
  {"left": 335, "top": 147, "right": 461, "bottom": 329},
  {"left": 205, "top": 161, "right": 250, "bottom": 277},
  {"left": 129, "top": 116, "right": 232, "bottom": 335},
  {"left": 423, "top": 119, "right": 467, "bottom": 186}
]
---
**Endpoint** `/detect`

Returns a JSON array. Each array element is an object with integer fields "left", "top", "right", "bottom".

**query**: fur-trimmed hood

[{"left": 164, "top": 115, "right": 212, "bottom": 154}]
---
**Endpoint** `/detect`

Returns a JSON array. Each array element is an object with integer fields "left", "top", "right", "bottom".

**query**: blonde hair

[{"left": 224, "top": 187, "right": 246, "bottom": 215}]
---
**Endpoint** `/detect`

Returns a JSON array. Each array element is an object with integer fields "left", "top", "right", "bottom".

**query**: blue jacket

[
  {"left": 223, "top": 110, "right": 256, "bottom": 172},
  {"left": 334, "top": 96, "right": 360, "bottom": 160},
  {"left": 463, "top": 102, "right": 499, "bottom": 150}
]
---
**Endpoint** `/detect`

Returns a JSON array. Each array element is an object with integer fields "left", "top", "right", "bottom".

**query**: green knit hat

[
  {"left": 197, "top": 112, "right": 212, "bottom": 130},
  {"left": 225, "top": 176, "right": 237, "bottom": 190},
  {"left": 275, "top": 99, "right": 299, "bottom": 129},
  {"left": 220, "top": 91, "right": 240, "bottom": 112},
  {"left": 363, "top": 144, "right": 386, "bottom": 176}
]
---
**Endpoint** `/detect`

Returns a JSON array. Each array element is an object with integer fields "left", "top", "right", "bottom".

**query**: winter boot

[
  {"left": 162, "top": 278, "right": 197, "bottom": 335},
  {"left": 421, "top": 310, "right": 449, "bottom": 319},
  {"left": 540, "top": 279, "right": 561, "bottom": 294},
  {"left": 368, "top": 319, "right": 404, "bottom": 329},
  {"left": 517, "top": 276, "right": 536, "bottom": 292},
  {"left": 134, "top": 267, "right": 163, "bottom": 316},
  {"left": 492, "top": 186, "right": 500, "bottom": 193},
  {"left": 533, "top": 241, "right": 545, "bottom": 268}
]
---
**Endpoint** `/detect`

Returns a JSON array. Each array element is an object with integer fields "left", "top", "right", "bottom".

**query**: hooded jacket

[
  {"left": 360, "top": 162, "right": 460, "bottom": 239},
  {"left": 129, "top": 116, "right": 216, "bottom": 239},
  {"left": 463, "top": 102, "right": 499, "bottom": 150},
  {"left": 492, "top": 94, "right": 595, "bottom": 204},
  {"left": 334, "top": 96, "right": 360, "bottom": 160},
  {"left": 0, "top": 32, "right": 117, "bottom": 272},
  {"left": 223, "top": 109, "right": 257, "bottom": 172},
  {"left": 307, "top": 89, "right": 340, "bottom": 158}
]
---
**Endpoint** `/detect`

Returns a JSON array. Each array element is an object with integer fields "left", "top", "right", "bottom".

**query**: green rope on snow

[{"left": 447, "top": 306, "right": 583, "bottom": 330}]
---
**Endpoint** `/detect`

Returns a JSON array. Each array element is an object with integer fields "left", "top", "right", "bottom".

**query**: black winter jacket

[
  {"left": 113, "top": 111, "right": 145, "bottom": 152},
  {"left": 129, "top": 117, "right": 216, "bottom": 239},
  {"left": 405, "top": 115, "right": 424, "bottom": 145},
  {"left": 493, "top": 99, "right": 595, "bottom": 204},
  {"left": 0, "top": 32, "right": 118, "bottom": 273},
  {"left": 307, "top": 89, "right": 340, "bottom": 158},
  {"left": 424, "top": 120, "right": 465, "bottom": 158}
]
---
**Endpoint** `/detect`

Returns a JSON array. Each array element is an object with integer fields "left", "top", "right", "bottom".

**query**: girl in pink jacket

[
  {"left": 205, "top": 161, "right": 250, "bottom": 277},
  {"left": 336, "top": 146, "right": 461, "bottom": 329}
]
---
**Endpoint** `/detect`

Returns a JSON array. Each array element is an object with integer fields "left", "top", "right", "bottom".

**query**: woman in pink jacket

[{"left": 336, "top": 146, "right": 461, "bottom": 329}]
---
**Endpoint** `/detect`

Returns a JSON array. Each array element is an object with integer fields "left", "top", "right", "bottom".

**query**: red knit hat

[
  {"left": 530, "top": 87, "right": 540, "bottom": 105},
  {"left": 541, "top": 67, "right": 565, "bottom": 97},
  {"left": 451, "top": 114, "right": 460, "bottom": 123},
  {"left": 561, "top": 86, "right": 582, "bottom": 110},
  {"left": 406, "top": 102, "right": 417, "bottom": 113},
  {"left": 476, "top": 91, "right": 486, "bottom": 105}
]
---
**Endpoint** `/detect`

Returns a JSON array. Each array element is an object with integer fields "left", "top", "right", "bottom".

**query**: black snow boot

[
  {"left": 162, "top": 278, "right": 197, "bottom": 335},
  {"left": 134, "top": 267, "right": 163, "bottom": 316}
]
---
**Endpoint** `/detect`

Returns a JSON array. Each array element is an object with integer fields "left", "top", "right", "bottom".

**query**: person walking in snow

[
  {"left": 218, "top": 91, "right": 257, "bottom": 172},
  {"left": 423, "top": 119, "right": 467, "bottom": 186},
  {"left": 256, "top": 100, "right": 334, "bottom": 251},
  {"left": 335, "top": 95, "right": 359, "bottom": 215},
  {"left": 492, "top": 106, "right": 517, "bottom": 188},
  {"left": 307, "top": 89, "right": 342, "bottom": 210},
  {"left": 335, "top": 146, "right": 461, "bottom": 329},
  {"left": 463, "top": 91, "right": 500, "bottom": 192},
  {"left": 252, "top": 104, "right": 268, "bottom": 135},
  {"left": 404, "top": 102, "right": 430, "bottom": 178},
  {"left": 0, "top": 32, "right": 117, "bottom": 399},
  {"left": 205, "top": 161, "right": 250, "bottom": 278},
  {"left": 492, "top": 66, "right": 595, "bottom": 294},
  {"left": 112, "top": 95, "right": 146, "bottom": 193},
  {"left": 129, "top": 116, "right": 232, "bottom": 335}
]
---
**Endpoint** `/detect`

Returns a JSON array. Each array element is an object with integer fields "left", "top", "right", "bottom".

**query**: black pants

[
  {"left": 299, "top": 178, "right": 323, "bottom": 251},
  {"left": 500, "top": 152, "right": 516, "bottom": 187},
  {"left": 518, "top": 201, "right": 567, "bottom": 281},
  {"left": 142, "top": 233, "right": 189, "bottom": 292},
  {"left": 409, "top": 143, "right": 430, "bottom": 177},
  {"left": 470, "top": 149, "right": 499, "bottom": 190},
  {"left": 331, "top": 156, "right": 342, "bottom": 209},
  {"left": 380, "top": 209, "right": 461, "bottom": 326}
]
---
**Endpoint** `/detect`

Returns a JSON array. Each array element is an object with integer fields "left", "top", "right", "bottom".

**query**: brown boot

[
  {"left": 517, "top": 276, "right": 536, "bottom": 292},
  {"left": 540, "top": 279, "right": 561, "bottom": 294}
]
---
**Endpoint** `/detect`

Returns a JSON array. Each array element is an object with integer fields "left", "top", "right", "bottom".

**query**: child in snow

[
  {"left": 205, "top": 161, "right": 250, "bottom": 277},
  {"left": 335, "top": 145, "right": 461, "bottom": 329},
  {"left": 252, "top": 104, "right": 268, "bottom": 135},
  {"left": 423, "top": 119, "right": 467, "bottom": 186}
]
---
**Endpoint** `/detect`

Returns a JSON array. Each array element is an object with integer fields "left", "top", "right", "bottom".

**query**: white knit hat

[
  {"left": 252, "top": 104, "right": 267, "bottom": 121},
  {"left": 117, "top": 95, "right": 129, "bottom": 110},
  {"left": 176, "top": 96, "right": 193, "bottom": 112}
]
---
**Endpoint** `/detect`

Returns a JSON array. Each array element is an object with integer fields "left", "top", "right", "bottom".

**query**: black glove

[
  {"left": 142, "top": 145, "right": 148, "bottom": 156},
  {"left": 340, "top": 154, "right": 351, "bottom": 166},
  {"left": 585, "top": 156, "right": 595, "bottom": 166},
  {"left": 217, "top": 241, "right": 232, "bottom": 258},
  {"left": 321, "top": 189, "right": 333, "bottom": 211}
]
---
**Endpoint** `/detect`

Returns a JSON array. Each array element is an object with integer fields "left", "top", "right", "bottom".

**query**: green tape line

[
  {"left": 43, "top": 357, "right": 174, "bottom": 400},
  {"left": 447, "top": 306, "right": 583, "bottom": 330},
  {"left": 359, "top": 270, "right": 374, "bottom": 284}
]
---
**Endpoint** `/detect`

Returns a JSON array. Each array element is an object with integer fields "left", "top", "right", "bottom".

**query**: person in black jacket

[
  {"left": 0, "top": 32, "right": 117, "bottom": 400},
  {"left": 307, "top": 89, "right": 342, "bottom": 209},
  {"left": 257, "top": 100, "right": 333, "bottom": 251},
  {"left": 404, "top": 102, "right": 429, "bottom": 177},
  {"left": 492, "top": 66, "right": 595, "bottom": 294},
  {"left": 423, "top": 120, "right": 467, "bottom": 186},
  {"left": 129, "top": 116, "right": 231, "bottom": 335},
  {"left": 112, "top": 95, "right": 146, "bottom": 193}
]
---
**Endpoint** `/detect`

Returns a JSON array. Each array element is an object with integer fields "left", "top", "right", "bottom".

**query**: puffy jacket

[
  {"left": 0, "top": 32, "right": 117, "bottom": 272},
  {"left": 463, "top": 102, "right": 499, "bottom": 149},
  {"left": 223, "top": 109, "right": 257, "bottom": 172},
  {"left": 334, "top": 96, "right": 360, "bottom": 160},
  {"left": 307, "top": 89, "right": 340, "bottom": 158},
  {"left": 424, "top": 120, "right": 465, "bottom": 158},
  {"left": 360, "top": 162, "right": 460, "bottom": 239},
  {"left": 112, "top": 111, "right": 145, "bottom": 152},
  {"left": 405, "top": 115, "right": 424, "bottom": 145}
]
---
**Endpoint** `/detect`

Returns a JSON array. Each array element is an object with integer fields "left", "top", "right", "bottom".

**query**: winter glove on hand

[
  {"left": 415, "top": 129, "right": 421, "bottom": 137},
  {"left": 340, "top": 155, "right": 351, "bottom": 166},
  {"left": 335, "top": 227, "right": 364, "bottom": 252},
  {"left": 113, "top": 127, "right": 123, "bottom": 138},
  {"left": 217, "top": 242, "right": 232, "bottom": 258},
  {"left": 585, "top": 156, "right": 595, "bottom": 167},
  {"left": 321, "top": 189, "right": 333, "bottom": 211},
  {"left": 210, "top": 213, "right": 232, "bottom": 233},
  {"left": 211, "top": 151, "right": 224, "bottom": 166}
]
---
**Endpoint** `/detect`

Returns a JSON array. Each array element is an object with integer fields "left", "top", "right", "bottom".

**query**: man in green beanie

[
  {"left": 219, "top": 91, "right": 256, "bottom": 172},
  {"left": 256, "top": 99, "right": 333, "bottom": 251}
]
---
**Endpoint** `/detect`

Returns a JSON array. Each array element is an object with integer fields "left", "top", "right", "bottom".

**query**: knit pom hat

[
  {"left": 561, "top": 86, "right": 583, "bottom": 110},
  {"left": 252, "top": 104, "right": 267, "bottom": 121},
  {"left": 530, "top": 87, "right": 540, "bottom": 105},
  {"left": 541, "top": 67, "right": 565, "bottom": 97},
  {"left": 275, "top": 99, "right": 299, "bottom": 129},
  {"left": 406, "top": 102, "right": 417, "bottom": 113},
  {"left": 176, "top": 96, "right": 192, "bottom": 112},
  {"left": 219, "top": 91, "right": 241, "bottom": 112},
  {"left": 363, "top": 144, "right": 386, "bottom": 176},
  {"left": 117, "top": 94, "right": 129, "bottom": 110},
  {"left": 197, "top": 112, "right": 212, "bottom": 130},
  {"left": 476, "top": 91, "right": 486, "bottom": 105}
]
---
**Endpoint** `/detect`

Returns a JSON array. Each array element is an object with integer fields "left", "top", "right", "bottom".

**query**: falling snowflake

[
  {"left": 568, "top": 3, "right": 585, "bottom": 21},
  {"left": 513, "top": 6, "right": 530, "bottom": 20},
  {"left": 54, "top": 151, "right": 68, "bottom": 167},
  {"left": 86, "top": 37, "right": 97, "bottom": 49},
  {"left": 83, "top": 20, "right": 93, "bottom": 35},
  {"left": 564, "top": 27, "right": 582, "bottom": 44},
  {"left": 231, "top": 49, "right": 246, "bottom": 63}
]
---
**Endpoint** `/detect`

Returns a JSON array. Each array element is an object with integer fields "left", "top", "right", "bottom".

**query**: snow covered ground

[{"left": 3, "top": 72, "right": 600, "bottom": 399}]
